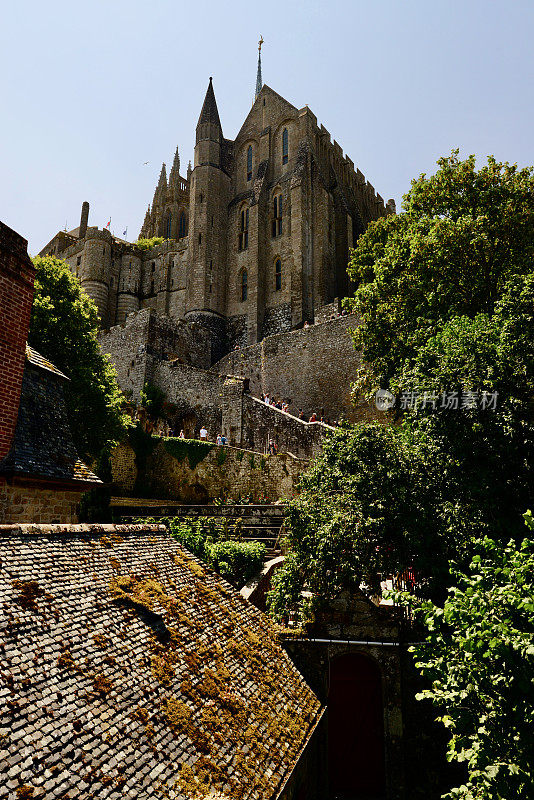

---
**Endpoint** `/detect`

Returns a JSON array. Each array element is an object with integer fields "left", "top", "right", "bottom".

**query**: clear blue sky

[{"left": 1, "top": 0, "right": 533, "bottom": 254}]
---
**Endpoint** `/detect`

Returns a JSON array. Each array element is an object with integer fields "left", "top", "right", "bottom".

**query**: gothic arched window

[
  {"left": 247, "top": 145, "right": 253, "bottom": 182},
  {"left": 239, "top": 205, "right": 249, "bottom": 251},
  {"left": 272, "top": 193, "right": 283, "bottom": 237},
  {"left": 275, "top": 258, "right": 282, "bottom": 291},
  {"left": 282, "top": 128, "right": 288, "bottom": 165},
  {"left": 241, "top": 269, "right": 248, "bottom": 302},
  {"left": 178, "top": 211, "right": 187, "bottom": 238},
  {"left": 164, "top": 213, "right": 172, "bottom": 239}
]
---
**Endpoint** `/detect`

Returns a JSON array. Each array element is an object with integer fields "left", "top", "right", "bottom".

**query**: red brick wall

[{"left": 0, "top": 222, "right": 35, "bottom": 461}]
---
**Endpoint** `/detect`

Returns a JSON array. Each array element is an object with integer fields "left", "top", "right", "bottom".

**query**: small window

[
  {"left": 164, "top": 213, "right": 172, "bottom": 238},
  {"left": 241, "top": 270, "right": 248, "bottom": 302},
  {"left": 151, "top": 279, "right": 155, "bottom": 294},
  {"left": 198, "top": 233, "right": 202, "bottom": 245},
  {"left": 110, "top": 277, "right": 114, "bottom": 288},
  {"left": 272, "top": 194, "right": 283, "bottom": 237},
  {"left": 275, "top": 259, "right": 282, "bottom": 291},
  {"left": 76, "top": 256, "right": 81, "bottom": 266},
  {"left": 199, "top": 192, "right": 203, "bottom": 203},
  {"left": 151, "top": 262, "right": 155, "bottom": 272},
  {"left": 282, "top": 128, "right": 288, "bottom": 165},
  {"left": 239, "top": 206, "right": 249, "bottom": 251},
  {"left": 247, "top": 145, "right": 253, "bottom": 181}
]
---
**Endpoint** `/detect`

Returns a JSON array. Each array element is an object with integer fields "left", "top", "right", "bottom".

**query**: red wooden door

[{"left": 328, "top": 653, "right": 386, "bottom": 798}]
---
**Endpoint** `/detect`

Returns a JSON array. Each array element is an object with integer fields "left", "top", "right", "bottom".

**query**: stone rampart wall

[
  {"left": 110, "top": 440, "right": 307, "bottom": 504},
  {"left": 242, "top": 396, "right": 332, "bottom": 458},
  {"left": 99, "top": 308, "right": 210, "bottom": 400},
  {"left": 213, "top": 314, "right": 362, "bottom": 422}
]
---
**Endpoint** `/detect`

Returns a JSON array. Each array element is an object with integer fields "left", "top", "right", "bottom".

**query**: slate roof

[
  {"left": 0, "top": 350, "right": 100, "bottom": 486},
  {"left": 197, "top": 78, "right": 222, "bottom": 130},
  {"left": 0, "top": 524, "right": 322, "bottom": 800}
]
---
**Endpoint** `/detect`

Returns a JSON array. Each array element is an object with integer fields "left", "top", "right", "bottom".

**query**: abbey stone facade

[{"left": 40, "top": 74, "right": 394, "bottom": 364}]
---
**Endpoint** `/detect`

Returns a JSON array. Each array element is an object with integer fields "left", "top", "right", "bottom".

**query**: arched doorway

[{"left": 328, "top": 653, "right": 386, "bottom": 799}]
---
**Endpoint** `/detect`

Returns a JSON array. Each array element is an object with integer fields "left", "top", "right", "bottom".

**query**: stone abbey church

[{"left": 41, "top": 73, "right": 394, "bottom": 364}]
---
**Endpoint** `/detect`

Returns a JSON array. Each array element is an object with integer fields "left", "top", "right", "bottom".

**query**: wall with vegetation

[{"left": 111, "top": 436, "right": 307, "bottom": 503}]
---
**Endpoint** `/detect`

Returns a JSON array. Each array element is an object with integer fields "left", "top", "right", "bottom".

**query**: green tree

[
  {"left": 268, "top": 423, "right": 459, "bottom": 621},
  {"left": 407, "top": 513, "right": 534, "bottom": 799},
  {"left": 29, "top": 256, "right": 130, "bottom": 461},
  {"left": 347, "top": 151, "right": 534, "bottom": 392}
]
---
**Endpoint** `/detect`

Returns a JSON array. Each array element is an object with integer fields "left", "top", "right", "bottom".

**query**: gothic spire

[
  {"left": 255, "top": 36, "right": 264, "bottom": 99},
  {"left": 152, "top": 163, "right": 167, "bottom": 206},
  {"left": 197, "top": 77, "right": 221, "bottom": 129},
  {"left": 169, "top": 147, "right": 181, "bottom": 188}
]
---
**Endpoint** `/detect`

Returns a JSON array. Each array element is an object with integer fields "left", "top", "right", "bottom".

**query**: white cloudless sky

[{"left": 1, "top": 0, "right": 533, "bottom": 254}]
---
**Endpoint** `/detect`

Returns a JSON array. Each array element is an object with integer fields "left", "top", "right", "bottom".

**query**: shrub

[{"left": 208, "top": 540, "right": 266, "bottom": 587}]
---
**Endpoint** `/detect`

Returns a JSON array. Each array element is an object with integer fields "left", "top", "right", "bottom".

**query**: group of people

[
  {"left": 196, "top": 425, "right": 228, "bottom": 446},
  {"left": 260, "top": 393, "right": 291, "bottom": 413}
]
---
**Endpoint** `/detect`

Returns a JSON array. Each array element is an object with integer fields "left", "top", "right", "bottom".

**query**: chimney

[
  {"left": 0, "top": 222, "right": 36, "bottom": 461},
  {"left": 79, "top": 201, "right": 89, "bottom": 239}
]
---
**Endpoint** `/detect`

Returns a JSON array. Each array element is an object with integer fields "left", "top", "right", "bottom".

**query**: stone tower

[{"left": 185, "top": 78, "right": 232, "bottom": 361}]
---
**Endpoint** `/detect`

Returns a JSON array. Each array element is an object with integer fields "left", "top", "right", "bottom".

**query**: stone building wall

[
  {"left": 98, "top": 308, "right": 210, "bottom": 400},
  {"left": 111, "top": 440, "right": 307, "bottom": 503},
  {"left": 213, "top": 313, "right": 362, "bottom": 422},
  {"left": 0, "top": 479, "right": 83, "bottom": 523}
]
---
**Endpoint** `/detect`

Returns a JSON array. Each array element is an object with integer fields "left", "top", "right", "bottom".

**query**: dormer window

[
  {"left": 282, "top": 128, "right": 288, "bottom": 165},
  {"left": 239, "top": 206, "right": 249, "bottom": 250},
  {"left": 272, "top": 194, "right": 283, "bottom": 237},
  {"left": 247, "top": 145, "right": 253, "bottom": 182}
]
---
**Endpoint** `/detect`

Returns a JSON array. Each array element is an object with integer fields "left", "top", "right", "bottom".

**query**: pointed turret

[
  {"left": 139, "top": 205, "right": 152, "bottom": 239},
  {"left": 169, "top": 147, "right": 181, "bottom": 188},
  {"left": 187, "top": 160, "right": 192, "bottom": 182},
  {"left": 152, "top": 163, "right": 167, "bottom": 207},
  {"left": 196, "top": 78, "right": 222, "bottom": 145}
]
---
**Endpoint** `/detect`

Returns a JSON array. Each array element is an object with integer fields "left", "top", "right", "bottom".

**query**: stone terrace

[{"left": 0, "top": 524, "right": 322, "bottom": 800}]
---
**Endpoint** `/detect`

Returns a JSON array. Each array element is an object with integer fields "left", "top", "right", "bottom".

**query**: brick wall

[
  {"left": 110, "top": 440, "right": 307, "bottom": 503},
  {"left": 0, "top": 222, "right": 35, "bottom": 461}
]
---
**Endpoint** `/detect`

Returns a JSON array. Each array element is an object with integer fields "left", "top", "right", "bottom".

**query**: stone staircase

[{"left": 112, "top": 498, "right": 286, "bottom": 557}]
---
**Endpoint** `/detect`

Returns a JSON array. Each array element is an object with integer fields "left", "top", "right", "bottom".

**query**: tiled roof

[
  {"left": 0, "top": 524, "right": 321, "bottom": 800},
  {"left": 0, "top": 355, "right": 100, "bottom": 486},
  {"left": 25, "top": 345, "right": 68, "bottom": 380}
]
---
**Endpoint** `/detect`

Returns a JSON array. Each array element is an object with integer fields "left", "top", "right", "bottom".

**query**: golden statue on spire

[{"left": 258, "top": 35, "right": 264, "bottom": 53}]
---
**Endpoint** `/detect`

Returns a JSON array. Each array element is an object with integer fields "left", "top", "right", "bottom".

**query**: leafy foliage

[
  {"left": 406, "top": 515, "right": 534, "bottom": 799},
  {"left": 140, "top": 381, "right": 166, "bottom": 419},
  {"left": 163, "top": 438, "right": 214, "bottom": 469},
  {"left": 134, "top": 237, "right": 167, "bottom": 251},
  {"left": 347, "top": 151, "right": 534, "bottom": 392},
  {"left": 268, "top": 423, "right": 460, "bottom": 621},
  {"left": 29, "top": 256, "right": 130, "bottom": 461},
  {"left": 154, "top": 516, "right": 266, "bottom": 587}
]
